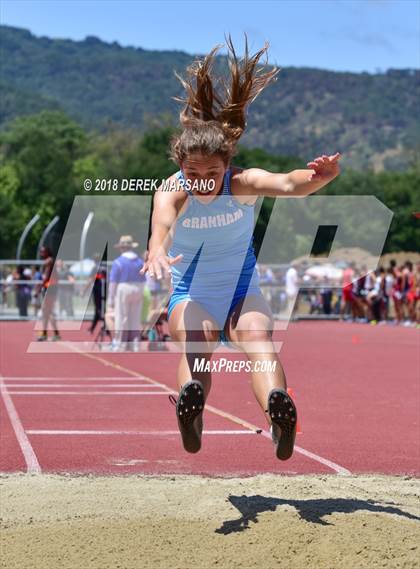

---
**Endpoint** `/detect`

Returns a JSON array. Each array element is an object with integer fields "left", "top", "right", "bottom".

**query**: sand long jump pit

[{"left": 1, "top": 473, "right": 419, "bottom": 569}]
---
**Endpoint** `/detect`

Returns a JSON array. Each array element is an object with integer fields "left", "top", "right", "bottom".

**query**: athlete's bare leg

[
  {"left": 42, "top": 293, "right": 59, "bottom": 335},
  {"left": 168, "top": 300, "right": 220, "bottom": 399},
  {"left": 225, "top": 293, "right": 287, "bottom": 426}
]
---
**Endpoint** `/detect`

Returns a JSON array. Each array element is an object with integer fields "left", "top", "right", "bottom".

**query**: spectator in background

[
  {"left": 274, "top": 269, "right": 288, "bottom": 312},
  {"left": 367, "top": 268, "right": 385, "bottom": 324},
  {"left": 0, "top": 267, "right": 6, "bottom": 308},
  {"left": 13, "top": 266, "right": 31, "bottom": 317},
  {"left": 31, "top": 265, "right": 43, "bottom": 316},
  {"left": 352, "top": 267, "right": 369, "bottom": 322},
  {"left": 56, "top": 259, "right": 75, "bottom": 317},
  {"left": 320, "top": 277, "right": 333, "bottom": 315},
  {"left": 363, "top": 269, "right": 377, "bottom": 321},
  {"left": 106, "top": 235, "right": 146, "bottom": 351},
  {"left": 273, "top": 267, "right": 285, "bottom": 285},
  {"left": 414, "top": 263, "right": 420, "bottom": 325},
  {"left": 258, "top": 264, "right": 276, "bottom": 311},
  {"left": 82, "top": 253, "right": 109, "bottom": 335},
  {"left": 35, "top": 246, "right": 60, "bottom": 341},
  {"left": 285, "top": 263, "right": 299, "bottom": 315},
  {"left": 366, "top": 267, "right": 376, "bottom": 292},
  {"left": 390, "top": 260, "right": 404, "bottom": 324},
  {"left": 3, "top": 269, "right": 14, "bottom": 308},
  {"left": 340, "top": 262, "right": 355, "bottom": 320},
  {"left": 259, "top": 265, "right": 275, "bottom": 284},
  {"left": 403, "top": 261, "right": 417, "bottom": 326},
  {"left": 309, "top": 289, "right": 322, "bottom": 314},
  {"left": 384, "top": 267, "right": 394, "bottom": 321}
]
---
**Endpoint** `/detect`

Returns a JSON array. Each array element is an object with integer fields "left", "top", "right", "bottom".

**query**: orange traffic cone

[{"left": 287, "top": 387, "right": 302, "bottom": 434}]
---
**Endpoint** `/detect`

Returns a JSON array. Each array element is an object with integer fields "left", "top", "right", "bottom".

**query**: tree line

[{"left": 0, "top": 111, "right": 418, "bottom": 260}]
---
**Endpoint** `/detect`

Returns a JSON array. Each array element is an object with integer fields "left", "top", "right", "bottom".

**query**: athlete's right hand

[{"left": 140, "top": 251, "right": 183, "bottom": 280}]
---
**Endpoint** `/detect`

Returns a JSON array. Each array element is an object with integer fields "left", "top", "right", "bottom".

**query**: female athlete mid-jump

[{"left": 141, "top": 38, "right": 341, "bottom": 459}]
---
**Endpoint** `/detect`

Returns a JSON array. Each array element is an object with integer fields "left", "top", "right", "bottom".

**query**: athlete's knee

[
  {"left": 235, "top": 326, "right": 272, "bottom": 344},
  {"left": 201, "top": 319, "right": 220, "bottom": 342}
]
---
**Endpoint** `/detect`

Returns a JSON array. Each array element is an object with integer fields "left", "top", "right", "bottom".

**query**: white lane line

[
  {"left": 5, "top": 384, "right": 166, "bottom": 388},
  {"left": 8, "top": 391, "right": 169, "bottom": 395},
  {"left": 0, "top": 375, "right": 41, "bottom": 473},
  {"left": 260, "top": 430, "right": 351, "bottom": 476},
  {"left": 67, "top": 345, "right": 353, "bottom": 475},
  {"left": 26, "top": 429, "right": 256, "bottom": 436}
]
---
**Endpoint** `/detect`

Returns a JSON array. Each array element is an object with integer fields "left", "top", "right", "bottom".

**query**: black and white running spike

[{"left": 267, "top": 388, "right": 297, "bottom": 460}]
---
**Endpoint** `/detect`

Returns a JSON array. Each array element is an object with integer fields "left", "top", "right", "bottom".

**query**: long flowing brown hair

[{"left": 170, "top": 35, "right": 279, "bottom": 165}]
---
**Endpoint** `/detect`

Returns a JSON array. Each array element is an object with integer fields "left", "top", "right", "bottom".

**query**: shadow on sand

[{"left": 215, "top": 494, "right": 420, "bottom": 534}]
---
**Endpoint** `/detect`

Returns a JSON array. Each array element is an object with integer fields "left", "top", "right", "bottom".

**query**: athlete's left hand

[{"left": 306, "top": 152, "right": 341, "bottom": 181}]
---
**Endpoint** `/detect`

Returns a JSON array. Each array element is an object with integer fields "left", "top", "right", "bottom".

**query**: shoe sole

[
  {"left": 176, "top": 380, "right": 204, "bottom": 454},
  {"left": 268, "top": 388, "right": 297, "bottom": 460}
]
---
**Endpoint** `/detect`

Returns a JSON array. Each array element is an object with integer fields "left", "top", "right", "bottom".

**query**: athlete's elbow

[
  {"left": 283, "top": 180, "right": 296, "bottom": 195},
  {"left": 278, "top": 173, "right": 297, "bottom": 196}
]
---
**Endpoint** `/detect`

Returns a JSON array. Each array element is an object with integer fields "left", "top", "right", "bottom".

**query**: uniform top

[{"left": 168, "top": 168, "right": 259, "bottom": 297}]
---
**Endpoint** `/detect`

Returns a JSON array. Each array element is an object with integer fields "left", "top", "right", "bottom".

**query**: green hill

[{"left": 1, "top": 25, "right": 419, "bottom": 171}]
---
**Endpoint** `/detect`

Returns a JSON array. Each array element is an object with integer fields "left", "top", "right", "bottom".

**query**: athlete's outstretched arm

[
  {"left": 239, "top": 152, "right": 341, "bottom": 199},
  {"left": 140, "top": 177, "right": 184, "bottom": 280}
]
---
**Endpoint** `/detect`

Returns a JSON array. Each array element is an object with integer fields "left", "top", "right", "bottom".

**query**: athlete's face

[{"left": 181, "top": 154, "right": 227, "bottom": 198}]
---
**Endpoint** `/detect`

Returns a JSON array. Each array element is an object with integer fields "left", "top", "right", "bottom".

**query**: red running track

[{"left": 0, "top": 321, "right": 418, "bottom": 476}]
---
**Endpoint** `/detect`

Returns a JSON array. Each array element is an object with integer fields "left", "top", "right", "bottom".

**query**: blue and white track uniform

[{"left": 168, "top": 167, "right": 263, "bottom": 343}]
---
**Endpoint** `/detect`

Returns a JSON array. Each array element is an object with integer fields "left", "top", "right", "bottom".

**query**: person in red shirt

[
  {"left": 390, "top": 260, "right": 404, "bottom": 324},
  {"left": 340, "top": 262, "right": 355, "bottom": 320},
  {"left": 404, "top": 261, "right": 418, "bottom": 325}
]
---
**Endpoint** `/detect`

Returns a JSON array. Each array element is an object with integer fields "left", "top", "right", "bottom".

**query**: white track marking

[
  {"left": 21, "top": 426, "right": 351, "bottom": 474},
  {"left": 26, "top": 340, "right": 284, "bottom": 355},
  {"left": 0, "top": 375, "right": 41, "bottom": 473},
  {"left": 26, "top": 429, "right": 256, "bottom": 436},
  {"left": 8, "top": 391, "right": 169, "bottom": 395},
  {"left": 66, "top": 344, "right": 354, "bottom": 475},
  {"left": 260, "top": 430, "right": 351, "bottom": 476}
]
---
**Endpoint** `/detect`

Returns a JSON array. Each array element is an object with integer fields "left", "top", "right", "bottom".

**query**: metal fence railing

[
  {"left": 0, "top": 279, "right": 350, "bottom": 322},
  {"left": 0, "top": 259, "right": 401, "bottom": 322}
]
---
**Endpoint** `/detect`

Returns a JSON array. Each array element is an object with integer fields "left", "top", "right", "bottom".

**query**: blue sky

[{"left": 1, "top": 0, "right": 419, "bottom": 73}]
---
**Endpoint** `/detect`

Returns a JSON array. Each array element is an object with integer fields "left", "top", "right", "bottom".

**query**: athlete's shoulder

[
  {"left": 152, "top": 171, "right": 189, "bottom": 226},
  {"left": 159, "top": 171, "right": 183, "bottom": 190},
  {"left": 154, "top": 172, "right": 187, "bottom": 203},
  {"left": 230, "top": 166, "right": 260, "bottom": 206}
]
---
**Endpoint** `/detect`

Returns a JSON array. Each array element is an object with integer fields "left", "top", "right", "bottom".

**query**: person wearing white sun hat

[{"left": 106, "top": 235, "right": 146, "bottom": 351}]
